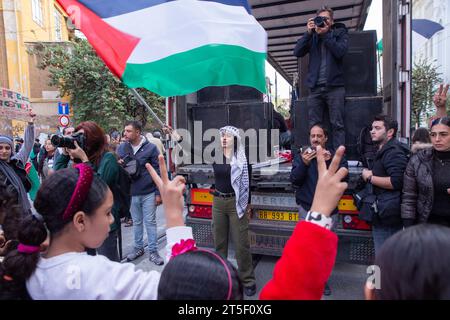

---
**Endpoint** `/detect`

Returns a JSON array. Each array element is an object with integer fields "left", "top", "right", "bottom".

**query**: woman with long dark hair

[
  {"left": 402, "top": 117, "right": 450, "bottom": 227},
  {"left": 53, "top": 121, "right": 122, "bottom": 261},
  {"left": 37, "top": 138, "right": 56, "bottom": 180},
  {"left": 411, "top": 127, "right": 432, "bottom": 154}
]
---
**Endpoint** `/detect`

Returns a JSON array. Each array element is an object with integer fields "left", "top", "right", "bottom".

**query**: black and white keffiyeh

[{"left": 219, "top": 126, "right": 249, "bottom": 219}]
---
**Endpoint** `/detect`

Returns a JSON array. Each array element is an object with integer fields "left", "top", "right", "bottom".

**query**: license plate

[
  {"left": 258, "top": 210, "right": 299, "bottom": 222},
  {"left": 191, "top": 189, "right": 213, "bottom": 205},
  {"left": 338, "top": 196, "right": 358, "bottom": 212}
]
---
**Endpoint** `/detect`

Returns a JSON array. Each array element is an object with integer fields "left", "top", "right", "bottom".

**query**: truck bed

[{"left": 176, "top": 161, "right": 364, "bottom": 191}]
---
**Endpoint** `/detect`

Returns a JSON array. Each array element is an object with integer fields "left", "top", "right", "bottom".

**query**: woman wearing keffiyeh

[{"left": 211, "top": 126, "right": 256, "bottom": 297}]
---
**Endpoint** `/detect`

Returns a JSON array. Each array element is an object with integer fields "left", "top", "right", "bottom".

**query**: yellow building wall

[
  {"left": 2, "top": 0, "right": 72, "bottom": 133},
  {"left": 3, "top": 0, "right": 70, "bottom": 98}
]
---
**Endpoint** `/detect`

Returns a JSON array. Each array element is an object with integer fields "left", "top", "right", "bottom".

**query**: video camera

[
  {"left": 313, "top": 16, "right": 328, "bottom": 28},
  {"left": 51, "top": 132, "right": 85, "bottom": 150}
]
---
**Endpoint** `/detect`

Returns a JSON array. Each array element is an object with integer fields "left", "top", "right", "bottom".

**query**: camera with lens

[
  {"left": 51, "top": 132, "right": 85, "bottom": 150},
  {"left": 313, "top": 16, "right": 328, "bottom": 28}
]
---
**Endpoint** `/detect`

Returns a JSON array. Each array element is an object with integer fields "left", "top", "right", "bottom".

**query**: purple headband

[
  {"left": 171, "top": 239, "right": 233, "bottom": 300},
  {"left": 199, "top": 249, "right": 233, "bottom": 300},
  {"left": 62, "top": 163, "right": 94, "bottom": 221},
  {"left": 18, "top": 243, "right": 40, "bottom": 254}
]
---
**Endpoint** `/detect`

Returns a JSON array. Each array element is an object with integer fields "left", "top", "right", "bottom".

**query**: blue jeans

[
  {"left": 372, "top": 224, "right": 402, "bottom": 255},
  {"left": 130, "top": 192, "right": 158, "bottom": 253}
]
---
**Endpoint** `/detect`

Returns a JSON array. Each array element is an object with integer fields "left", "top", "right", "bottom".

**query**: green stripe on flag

[{"left": 122, "top": 44, "right": 266, "bottom": 97}]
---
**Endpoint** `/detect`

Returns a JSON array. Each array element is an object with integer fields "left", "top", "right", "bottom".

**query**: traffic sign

[
  {"left": 58, "top": 102, "right": 70, "bottom": 115},
  {"left": 59, "top": 115, "right": 70, "bottom": 127}
]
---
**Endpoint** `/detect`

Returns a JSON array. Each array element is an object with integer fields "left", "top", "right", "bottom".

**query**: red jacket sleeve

[{"left": 259, "top": 221, "right": 338, "bottom": 300}]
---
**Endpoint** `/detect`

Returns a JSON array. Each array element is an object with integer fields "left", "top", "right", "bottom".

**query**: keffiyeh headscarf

[{"left": 219, "top": 126, "right": 249, "bottom": 219}]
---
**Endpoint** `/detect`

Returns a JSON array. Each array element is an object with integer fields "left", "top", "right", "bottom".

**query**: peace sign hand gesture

[
  {"left": 433, "top": 84, "right": 449, "bottom": 109},
  {"left": 310, "top": 146, "right": 348, "bottom": 217}
]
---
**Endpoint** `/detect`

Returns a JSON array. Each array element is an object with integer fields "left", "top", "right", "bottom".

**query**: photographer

[
  {"left": 53, "top": 126, "right": 75, "bottom": 165},
  {"left": 293, "top": 5, "right": 348, "bottom": 152},
  {"left": 53, "top": 121, "right": 122, "bottom": 262}
]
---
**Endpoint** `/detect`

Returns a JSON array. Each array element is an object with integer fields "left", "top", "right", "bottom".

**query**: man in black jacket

[
  {"left": 290, "top": 123, "right": 347, "bottom": 296},
  {"left": 293, "top": 6, "right": 348, "bottom": 152},
  {"left": 361, "top": 115, "right": 408, "bottom": 254}
]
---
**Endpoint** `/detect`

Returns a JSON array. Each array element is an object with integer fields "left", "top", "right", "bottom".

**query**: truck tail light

[
  {"left": 341, "top": 213, "right": 371, "bottom": 231},
  {"left": 188, "top": 205, "right": 212, "bottom": 219}
]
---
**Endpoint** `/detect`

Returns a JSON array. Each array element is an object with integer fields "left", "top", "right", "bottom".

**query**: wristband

[{"left": 305, "top": 211, "right": 333, "bottom": 230}]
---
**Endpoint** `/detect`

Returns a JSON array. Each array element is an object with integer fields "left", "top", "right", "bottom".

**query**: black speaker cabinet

[
  {"left": 292, "top": 96, "right": 383, "bottom": 160},
  {"left": 343, "top": 31, "right": 378, "bottom": 97},
  {"left": 197, "top": 85, "right": 263, "bottom": 105},
  {"left": 189, "top": 102, "right": 273, "bottom": 163},
  {"left": 297, "top": 31, "right": 378, "bottom": 98}
]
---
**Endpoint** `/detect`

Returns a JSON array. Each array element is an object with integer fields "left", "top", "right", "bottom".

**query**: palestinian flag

[{"left": 57, "top": 0, "right": 267, "bottom": 97}]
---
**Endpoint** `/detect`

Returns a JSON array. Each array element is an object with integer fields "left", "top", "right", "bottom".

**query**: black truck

[{"left": 165, "top": 0, "right": 412, "bottom": 265}]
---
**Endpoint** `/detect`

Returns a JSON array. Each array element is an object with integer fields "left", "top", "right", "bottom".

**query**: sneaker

[
  {"left": 126, "top": 248, "right": 145, "bottom": 262},
  {"left": 323, "top": 282, "right": 332, "bottom": 296},
  {"left": 244, "top": 284, "right": 256, "bottom": 297},
  {"left": 149, "top": 251, "right": 164, "bottom": 266}
]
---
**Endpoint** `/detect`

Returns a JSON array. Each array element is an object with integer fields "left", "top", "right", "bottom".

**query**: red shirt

[{"left": 260, "top": 221, "right": 338, "bottom": 300}]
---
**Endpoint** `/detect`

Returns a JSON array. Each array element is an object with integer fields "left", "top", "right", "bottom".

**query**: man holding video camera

[{"left": 293, "top": 5, "right": 348, "bottom": 152}]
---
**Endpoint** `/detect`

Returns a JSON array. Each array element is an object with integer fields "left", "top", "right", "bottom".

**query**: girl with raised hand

[{"left": 0, "top": 161, "right": 192, "bottom": 300}]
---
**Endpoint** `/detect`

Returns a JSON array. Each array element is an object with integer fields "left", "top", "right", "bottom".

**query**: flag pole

[{"left": 130, "top": 88, "right": 165, "bottom": 127}]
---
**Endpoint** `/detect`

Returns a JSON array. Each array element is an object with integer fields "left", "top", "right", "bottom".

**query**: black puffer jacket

[
  {"left": 371, "top": 138, "right": 409, "bottom": 226},
  {"left": 401, "top": 148, "right": 435, "bottom": 225}
]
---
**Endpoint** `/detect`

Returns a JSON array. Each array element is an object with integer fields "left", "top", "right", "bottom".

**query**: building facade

[
  {"left": 413, "top": 0, "right": 450, "bottom": 83},
  {"left": 0, "top": 0, "right": 72, "bottom": 136}
]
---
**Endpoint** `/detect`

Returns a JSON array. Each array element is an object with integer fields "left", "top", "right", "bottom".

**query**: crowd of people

[{"left": 1, "top": 118, "right": 449, "bottom": 300}]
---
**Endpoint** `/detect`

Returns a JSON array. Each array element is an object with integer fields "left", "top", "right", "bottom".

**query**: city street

[{"left": 120, "top": 207, "right": 369, "bottom": 300}]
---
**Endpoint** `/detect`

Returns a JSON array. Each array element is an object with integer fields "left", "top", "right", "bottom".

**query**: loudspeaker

[
  {"left": 190, "top": 102, "right": 273, "bottom": 163},
  {"left": 343, "top": 31, "right": 378, "bottom": 97},
  {"left": 291, "top": 96, "right": 383, "bottom": 160},
  {"left": 291, "top": 98, "right": 310, "bottom": 149},
  {"left": 343, "top": 96, "right": 383, "bottom": 159},
  {"left": 297, "top": 31, "right": 378, "bottom": 98},
  {"left": 197, "top": 85, "right": 263, "bottom": 105}
]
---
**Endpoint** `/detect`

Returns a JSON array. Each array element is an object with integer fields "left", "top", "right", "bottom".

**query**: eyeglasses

[{"left": 0, "top": 145, "right": 11, "bottom": 151}]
